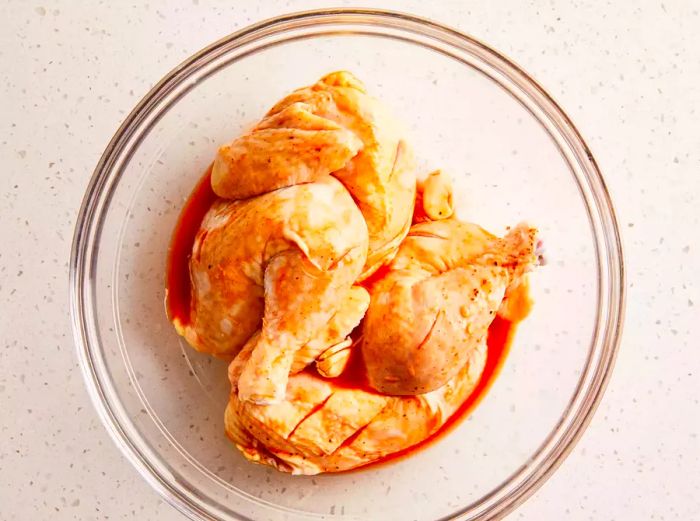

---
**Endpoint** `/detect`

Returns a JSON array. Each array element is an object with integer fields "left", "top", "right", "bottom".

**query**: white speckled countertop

[{"left": 1, "top": 1, "right": 699, "bottom": 519}]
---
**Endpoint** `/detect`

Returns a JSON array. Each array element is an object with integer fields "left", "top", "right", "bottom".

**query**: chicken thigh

[{"left": 212, "top": 71, "right": 416, "bottom": 278}]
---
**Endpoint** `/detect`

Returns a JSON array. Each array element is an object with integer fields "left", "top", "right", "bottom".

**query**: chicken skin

[
  {"left": 224, "top": 331, "right": 486, "bottom": 474},
  {"left": 181, "top": 175, "right": 368, "bottom": 404},
  {"left": 212, "top": 71, "right": 416, "bottom": 278},
  {"left": 362, "top": 220, "right": 540, "bottom": 395}
]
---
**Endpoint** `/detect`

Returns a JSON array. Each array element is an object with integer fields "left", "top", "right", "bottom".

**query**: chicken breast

[
  {"left": 362, "top": 220, "right": 540, "bottom": 395},
  {"left": 181, "top": 175, "right": 368, "bottom": 404},
  {"left": 212, "top": 71, "right": 416, "bottom": 278}
]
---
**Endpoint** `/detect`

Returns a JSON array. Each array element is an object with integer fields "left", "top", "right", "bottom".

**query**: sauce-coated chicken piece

[
  {"left": 212, "top": 102, "right": 363, "bottom": 200},
  {"left": 224, "top": 333, "right": 486, "bottom": 474},
  {"left": 212, "top": 71, "right": 416, "bottom": 278},
  {"left": 225, "top": 332, "right": 486, "bottom": 474},
  {"left": 182, "top": 176, "right": 368, "bottom": 404},
  {"left": 362, "top": 220, "right": 540, "bottom": 395},
  {"left": 413, "top": 169, "right": 454, "bottom": 223},
  {"left": 290, "top": 285, "right": 369, "bottom": 374}
]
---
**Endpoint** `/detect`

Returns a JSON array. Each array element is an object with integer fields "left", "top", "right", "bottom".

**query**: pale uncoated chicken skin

[
  {"left": 212, "top": 71, "right": 416, "bottom": 278},
  {"left": 362, "top": 220, "right": 539, "bottom": 395},
  {"left": 182, "top": 175, "right": 368, "bottom": 404}
]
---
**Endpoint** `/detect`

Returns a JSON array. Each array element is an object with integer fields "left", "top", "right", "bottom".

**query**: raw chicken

[
  {"left": 181, "top": 175, "right": 368, "bottom": 404},
  {"left": 290, "top": 285, "right": 370, "bottom": 374},
  {"left": 413, "top": 169, "right": 454, "bottom": 223},
  {"left": 212, "top": 102, "right": 363, "bottom": 200},
  {"left": 169, "top": 70, "right": 542, "bottom": 473},
  {"left": 221, "top": 172, "right": 535, "bottom": 474},
  {"left": 225, "top": 331, "right": 487, "bottom": 474},
  {"left": 212, "top": 71, "right": 416, "bottom": 278},
  {"left": 362, "top": 220, "right": 540, "bottom": 395}
]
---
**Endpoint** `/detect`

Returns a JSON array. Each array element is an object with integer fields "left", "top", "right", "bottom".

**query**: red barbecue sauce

[
  {"left": 165, "top": 168, "right": 525, "bottom": 469},
  {"left": 165, "top": 165, "right": 217, "bottom": 326}
]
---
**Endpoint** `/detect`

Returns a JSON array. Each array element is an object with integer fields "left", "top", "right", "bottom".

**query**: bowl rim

[{"left": 70, "top": 8, "right": 625, "bottom": 521}]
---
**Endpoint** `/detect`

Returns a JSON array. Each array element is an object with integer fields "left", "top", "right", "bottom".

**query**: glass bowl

[{"left": 70, "top": 9, "right": 624, "bottom": 521}]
